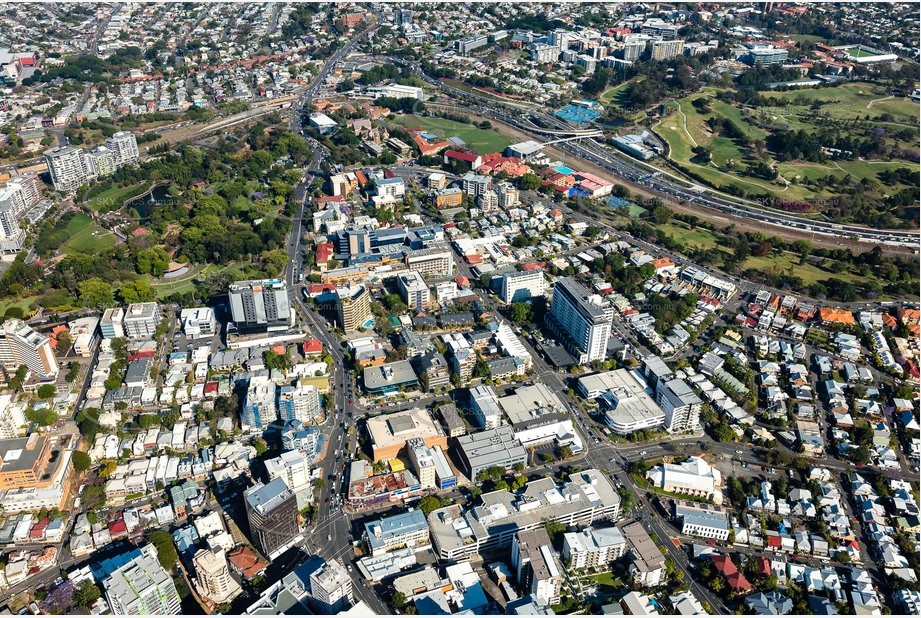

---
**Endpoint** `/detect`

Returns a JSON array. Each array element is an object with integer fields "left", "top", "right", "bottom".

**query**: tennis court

[{"left": 554, "top": 104, "right": 601, "bottom": 124}]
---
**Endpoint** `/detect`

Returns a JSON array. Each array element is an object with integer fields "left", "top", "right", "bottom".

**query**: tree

[
  {"left": 26, "top": 408, "right": 57, "bottom": 426},
  {"left": 510, "top": 302, "right": 532, "bottom": 326},
  {"left": 313, "top": 477, "right": 326, "bottom": 490},
  {"left": 55, "top": 330, "right": 73, "bottom": 356},
  {"left": 650, "top": 204, "right": 673, "bottom": 224},
  {"left": 834, "top": 551, "right": 850, "bottom": 564},
  {"left": 37, "top": 384, "right": 57, "bottom": 399},
  {"left": 8, "top": 364, "right": 27, "bottom": 391},
  {"left": 118, "top": 279, "right": 155, "bottom": 303},
  {"left": 78, "top": 278, "right": 115, "bottom": 310},
  {"left": 517, "top": 172, "right": 541, "bottom": 191},
  {"left": 391, "top": 591, "right": 408, "bottom": 610},
  {"left": 148, "top": 530, "right": 179, "bottom": 571},
  {"left": 72, "top": 450, "right": 92, "bottom": 472},
  {"left": 559, "top": 445, "right": 574, "bottom": 459},
  {"left": 74, "top": 580, "right": 101, "bottom": 609},
  {"left": 418, "top": 495, "right": 442, "bottom": 516},
  {"left": 99, "top": 458, "right": 118, "bottom": 478},
  {"left": 544, "top": 519, "right": 566, "bottom": 541},
  {"left": 253, "top": 438, "right": 268, "bottom": 456}
]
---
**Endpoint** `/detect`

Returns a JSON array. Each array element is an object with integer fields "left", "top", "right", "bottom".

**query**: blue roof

[
  {"left": 421, "top": 132, "right": 438, "bottom": 140},
  {"left": 376, "top": 177, "right": 405, "bottom": 185}
]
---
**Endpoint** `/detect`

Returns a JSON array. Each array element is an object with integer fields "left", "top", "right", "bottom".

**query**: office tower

[
  {"left": 308, "top": 559, "right": 353, "bottom": 614},
  {"left": 500, "top": 270, "right": 546, "bottom": 304},
  {"left": 0, "top": 319, "right": 58, "bottom": 377},
  {"left": 104, "top": 545, "right": 182, "bottom": 615},
  {"left": 228, "top": 279, "right": 293, "bottom": 332},
  {"left": 86, "top": 146, "right": 117, "bottom": 178},
  {"left": 193, "top": 548, "right": 240, "bottom": 604},
  {"left": 546, "top": 277, "right": 614, "bottom": 364},
  {"left": 346, "top": 228, "right": 371, "bottom": 255},
  {"left": 44, "top": 146, "right": 93, "bottom": 193},
  {"left": 336, "top": 285, "right": 371, "bottom": 331},
  {"left": 277, "top": 384, "right": 322, "bottom": 424},
  {"left": 105, "top": 131, "right": 140, "bottom": 167},
  {"left": 244, "top": 477, "right": 300, "bottom": 559},
  {"left": 242, "top": 376, "right": 275, "bottom": 430},
  {"left": 100, "top": 307, "right": 125, "bottom": 339},
  {"left": 397, "top": 270, "right": 430, "bottom": 309},
  {"left": 123, "top": 302, "right": 161, "bottom": 340}
]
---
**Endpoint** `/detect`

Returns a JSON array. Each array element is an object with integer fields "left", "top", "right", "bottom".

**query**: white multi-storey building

[
  {"left": 44, "top": 146, "right": 94, "bottom": 193},
  {"left": 308, "top": 559, "right": 353, "bottom": 614},
  {"left": 562, "top": 526, "right": 627, "bottom": 569},
  {"left": 106, "top": 131, "right": 140, "bottom": 167},
  {"left": 180, "top": 307, "right": 218, "bottom": 339},
  {"left": 104, "top": 545, "right": 182, "bottom": 615},
  {"left": 123, "top": 303, "right": 161, "bottom": 340},
  {"left": 0, "top": 319, "right": 58, "bottom": 377},
  {"left": 500, "top": 270, "right": 546, "bottom": 304},
  {"left": 470, "top": 385, "right": 502, "bottom": 429},
  {"left": 397, "top": 270, "right": 430, "bottom": 309},
  {"left": 546, "top": 277, "right": 614, "bottom": 364},
  {"left": 657, "top": 379, "right": 702, "bottom": 433}
]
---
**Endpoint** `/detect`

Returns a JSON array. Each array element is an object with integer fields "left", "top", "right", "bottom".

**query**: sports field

[
  {"left": 841, "top": 46, "right": 877, "bottom": 58},
  {"left": 394, "top": 115, "right": 510, "bottom": 155}
]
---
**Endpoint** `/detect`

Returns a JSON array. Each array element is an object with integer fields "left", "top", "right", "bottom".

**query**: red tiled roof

[
  {"left": 228, "top": 546, "right": 268, "bottom": 579},
  {"left": 303, "top": 339, "right": 323, "bottom": 354},
  {"left": 445, "top": 150, "right": 479, "bottom": 163}
]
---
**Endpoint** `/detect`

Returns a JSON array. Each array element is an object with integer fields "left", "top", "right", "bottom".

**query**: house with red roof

[
  {"left": 228, "top": 546, "right": 269, "bottom": 580},
  {"left": 710, "top": 554, "right": 752, "bottom": 593},
  {"left": 444, "top": 150, "right": 482, "bottom": 170},
  {"left": 316, "top": 195, "right": 345, "bottom": 209},
  {"left": 302, "top": 339, "right": 323, "bottom": 356},
  {"left": 413, "top": 135, "right": 451, "bottom": 156}
]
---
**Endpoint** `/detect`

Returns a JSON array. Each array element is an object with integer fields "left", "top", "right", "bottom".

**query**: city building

[
  {"left": 278, "top": 384, "right": 322, "bottom": 425},
  {"left": 180, "top": 307, "right": 218, "bottom": 339},
  {"left": 453, "top": 425, "right": 528, "bottom": 482},
  {"left": 429, "top": 469, "right": 621, "bottom": 561},
  {"left": 123, "top": 302, "right": 161, "bottom": 340},
  {"left": 671, "top": 500, "right": 731, "bottom": 541},
  {"left": 397, "top": 270, "right": 431, "bottom": 309},
  {"left": 657, "top": 379, "right": 702, "bottom": 433},
  {"left": 500, "top": 270, "right": 546, "bottom": 304},
  {"left": 496, "top": 182, "right": 520, "bottom": 209},
  {"left": 498, "top": 383, "right": 579, "bottom": 450},
  {"left": 646, "top": 456, "right": 723, "bottom": 503},
  {"left": 365, "top": 407, "right": 446, "bottom": 461},
  {"left": 470, "top": 385, "right": 502, "bottom": 430},
  {"left": 512, "top": 528, "right": 563, "bottom": 607},
  {"left": 229, "top": 279, "right": 293, "bottom": 333},
  {"left": 87, "top": 146, "right": 117, "bottom": 177},
  {"left": 100, "top": 307, "right": 125, "bottom": 339},
  {"left": 104, "top": 545, "right": 182, "bottom": 615},
  {"left": 244, "top": 477, "right": 301, "bottom": 559},
  {"left": 577, "top": 369, "right": 665, "bottom": 434},
  {"left": 363, "top": 360, "right": 418, "bottom": 396},
  {"left": 308, "top": 559, "right": 353, "bottom": 614},
  {"left": 363, "top": 509, "right": 431, "bottom": 557},
  {"left": 264, "top": 449, "right": 313, "bottom": 509},
  {"left": 0, "top": 318, "right": 58, "bottom": 377},
  {"left": 336, "top": 285, "right": 372, "bottom": 331},
  {"left": 546, "top": 277, "right": 614, "bottom": 364},
  {"left": 407, "top": 438, "right": 437, "bottom": 490},
  {"left": 650, "top": 39, "right": 685, "bottom": 60},
  {"left": 44, "top": 145, "right": 92, "bottom": 193},
  {"left": 743, "top": 45, "right": 789, "bottom": 66},
  {"left": 405, "top": 248, "right": 454, "bottom": 278},
  {"left": 622, "top": 521, "right": 666, "bottom": 587},
  {"left": 105, "top": 131, "right": 140, "bottom": 167},
  {"left": 0, "top": 434, "right": 78, "bottom": 512},
  {"left": 67, "top": 316, "right": 99, "bottom": 357},
  {"left": 242, "top": 375, "right": 275, "bottom": 430},
  {"left": 417, "top": 350, "right": 450, "bottom": 391},
  {"left": 562, "top": 526, "right": 626, "bottom": 569},
  {"left": 193, "top": 548, "right": 241, "bottom": 604}
]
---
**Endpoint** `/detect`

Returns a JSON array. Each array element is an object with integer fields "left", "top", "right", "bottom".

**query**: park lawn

[
  {"left": 762, "top": 81, "right": 918, "bottom": 121},
  {"left": 600, "top": 80, "right": 634, "bottom": 108},
  {"left": 394, "top": 115, "right": 510, "bottom": 155},
  {"left": 84, "top": 182, "right": 150, "bottom": 212},
  {"left": 589, "top": 572, "right": 624, "bottom": 589},
  {"left": 742, "top": 252, "right": 867, "bottom": 286},
  {"left": 149, "top": 262, "right": 252, "bottom": 299},
  {"left": 60, "top": 213, "right": 116, "bottom": 254},
  {"left": 655, "top": 222, "right": 719, "bottom": 250},
  {"left": 867, "top": 97, "right": 920, "bottom": 122},
  {"left": 709, "top": 99, "right": 768, "bottom": 142},
  {"left": 0, "top": 295, "right": 38, "bottom": 317}
]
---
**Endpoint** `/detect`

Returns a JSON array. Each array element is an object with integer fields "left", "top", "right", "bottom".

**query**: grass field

[
  {"left": 841, "top": 46, "right": 876, "bottom": 58},
  {"left": 600, "top": 80, "right": 634, "bottom": 107},
  {"left": 655, "top": 222, "right": 720, "bottom": 249},
  {"left": 60, "top": 213, "right": 116, "bottom": 254},
  {"left": 0, "top": 295, "right": 37, "bottom": 317},
  {"left": 742, "top": 252, "right": 867, "bottom": 286},
  {"left": 764, "top": 82, "right": 919, "bottom": 123},
  {"left": 148, "top": 262, "right": 252, "bottom": 299},
  {"left": 84, "top": 182, "right": 151, "bottom": 213},
  {"left": 394, "top": 115, "right": 511, "bottom": 155}
]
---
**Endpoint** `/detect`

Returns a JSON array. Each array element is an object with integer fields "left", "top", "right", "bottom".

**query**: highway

[{"left": 401, "top": 60, "right": 919, "bottom": 250}]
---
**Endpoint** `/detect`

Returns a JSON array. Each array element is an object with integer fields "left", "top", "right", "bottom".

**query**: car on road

[
  {"left": 736, "top": 450, "right": 743, "bottom": 454},
  {"left": 325, "top": 497, "right": 330, "bottom": 503}
]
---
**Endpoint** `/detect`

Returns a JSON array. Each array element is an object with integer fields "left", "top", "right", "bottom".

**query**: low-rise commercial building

[{"left": 453, "top": 426, "right": 527, "bottom": 481}]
